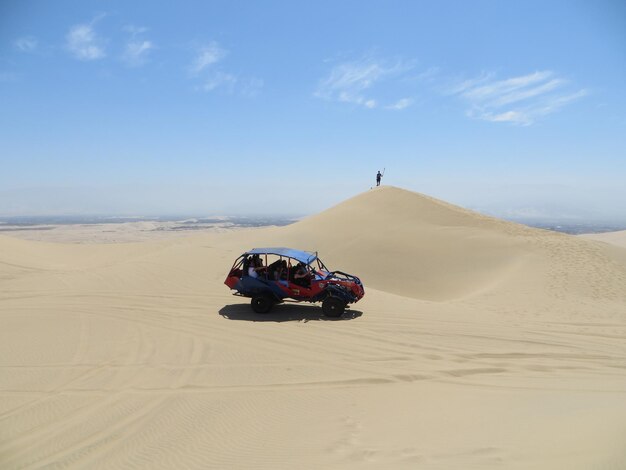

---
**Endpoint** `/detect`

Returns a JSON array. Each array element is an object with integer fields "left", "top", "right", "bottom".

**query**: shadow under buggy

[{"left": 224, "top": 247, "right": 364, "bottom": 317}]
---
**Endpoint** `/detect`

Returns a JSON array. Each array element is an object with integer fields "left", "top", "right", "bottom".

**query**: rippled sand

[{"left": 2, "top": 186, "right": 625, "bottom": 469}]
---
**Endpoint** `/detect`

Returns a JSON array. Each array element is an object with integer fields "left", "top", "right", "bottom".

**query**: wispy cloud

[
  {"left": 239, "top": 77, "right": 264, "bottom": 97},
  {"left": 123, "top": 40, "right": 153, "bottom": 66},
  {"left": 316, "top": 55, "right": 416, "bottom": 110},
  {"left": 199, "top": 74, "right": 264, "bottom": 96},
  {"left": 66, "top": 16, "right": 106, "bottom": 60},
  {"left": 14, "top": 36, "right": 38, "bottom": 53},
  {"left": 386, "top": 98, "right": 413, "bottom": 110},
  {"left": 189, "top": 42, "right": 262, "bottom": 96},
  {"left": 122, "top": 25, "right": 153, "bottom": 67},
  {"left": 190, "top": 42, "right": 227, "bottom": 75},
  {"left": 315, "top": 57, "right": 411, "bottom": 109},
  {"left": 201, "top": 71, "right": 237, "bottom": 92},
  {"left": 123, "top": 25, "right": 148, "bottom": 35},
  {"left": 449, "top": 71, "right": 586, "bottom": 125}
]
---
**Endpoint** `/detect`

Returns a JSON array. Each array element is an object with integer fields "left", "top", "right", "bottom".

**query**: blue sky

[{"left": 1, "top": 0, "right": 625, "bottom": 220}]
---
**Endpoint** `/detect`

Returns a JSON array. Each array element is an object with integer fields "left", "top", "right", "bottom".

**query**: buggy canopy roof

[{"left": 244, "top": 247, "right": 317, "bottom": 265}]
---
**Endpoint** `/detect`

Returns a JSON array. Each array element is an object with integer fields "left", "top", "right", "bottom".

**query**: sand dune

[
  {"left": 1, "top": 186, "right": 625, "bottom": 469},
  {"left": 219, "top": 187, "right": 626, "bottom": 310},
  {"left": 580, "top": 229, "right": 626, "bottom": 249}
]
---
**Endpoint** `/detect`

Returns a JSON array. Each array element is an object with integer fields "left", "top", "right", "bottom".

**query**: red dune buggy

[{"left": 224, "top": 247, "right": 364, "bottom": 317}]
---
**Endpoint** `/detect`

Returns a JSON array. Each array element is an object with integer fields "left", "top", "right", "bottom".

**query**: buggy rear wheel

[
  {"left": 322, "top": 297, "right": 345, "bottom": 317},
  {"left": 251, "top": 295, "right": 274, "bottom": 314}
]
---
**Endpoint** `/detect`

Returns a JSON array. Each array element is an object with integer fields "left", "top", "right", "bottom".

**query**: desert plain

[{"left": 1, "top": 186, "right": 626, "bottom": 469}]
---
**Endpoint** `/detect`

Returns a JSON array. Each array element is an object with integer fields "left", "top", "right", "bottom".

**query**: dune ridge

[{"left": 1, "top": 186, "right": 625, "bottom": 469}]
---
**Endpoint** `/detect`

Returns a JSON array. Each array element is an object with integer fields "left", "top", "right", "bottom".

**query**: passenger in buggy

[
  {"left": 245, "top": 255, "right": 265, "bottom": 279},
  {"left": 268, "top": 259, "right": 288, "bottom": 281},
  {"left": 292, "top": 262, "right": 312, "bottom": 288}
]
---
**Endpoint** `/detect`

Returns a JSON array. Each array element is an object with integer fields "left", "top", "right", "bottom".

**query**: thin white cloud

[
  {"left": 445, "top": 72, "right": 494, "bottom": 95},
  {"left": 316, "top": 56, "right": 415, "bottom": 109},
  {"left": 202, "top": 71, "right": 237, "bottom": 92},
  {"left": 529, "top": 89, "right": 588, "bottom": 117},
  {"left": 199, "top": 73, "right": 264, "bottom": 96},
  {"left": 240, "top": 77, "right": 264, "bottom": 97},
  {"left": 190, "top": 42, "right": 227, "bottom": 75},
  {"left": 189, "top": 42, "right": 261, "bottom": 96},
  {"left": 123, "top": 40, "right": 153, "bottom": 66},
  {"left": 387, "top": 98, "right": 413, "bottom": 110},
  {"left": 461, "top": 71, "right": 551, "bottom": 101},
  {"left": 450, "top": 70, "right": 586, "bottom": 125},
  {"left": 489, "top": 78, "right": 564, "bottom": 107},
  {"left": 66, "top": 17, "right": 106, "bottom": 60},
  {"left": 364, "top": 99, "right": 377, "bottom": 108},
  {"left": 122, "top": 25, "right": 153, "bottom": 67},
  {"left": 14, "top": 36, "right": 38, "bottom": 52},
  {"left": 123, "top": 25, "right": 148, "bottom": 35}
]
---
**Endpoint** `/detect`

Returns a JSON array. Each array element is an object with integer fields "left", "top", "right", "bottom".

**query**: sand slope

[
  {"left": 581, "top": 229, "right": 626, "bottom": 249},
  {"left": 1, "top": 186, "right": 626, "bottom": 469}
]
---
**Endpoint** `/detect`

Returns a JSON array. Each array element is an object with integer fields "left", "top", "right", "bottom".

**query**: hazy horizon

[
  {"left": 2, "top": 184, "right": 626, "bottom": 231},
  {"left": 1, "top": 182, "right": 626, "bottom": 223}
]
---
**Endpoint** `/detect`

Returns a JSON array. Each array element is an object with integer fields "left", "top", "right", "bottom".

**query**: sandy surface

[
  {"left": 0, "top": 220, "right": 252, "bottom": 244},
  {"left": 580, "top": 229, "right": 626, "bottom": 249},
  {"left": 1, "top": 186, "right": 625, "bottom": 469}
]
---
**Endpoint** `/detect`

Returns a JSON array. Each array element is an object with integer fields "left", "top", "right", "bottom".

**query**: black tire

[
  {"left": 322, "top": 297, "right": 345, "bottom": 317},
  {"left": 251, "top": 295, "right": 273, "bottom": 314}
]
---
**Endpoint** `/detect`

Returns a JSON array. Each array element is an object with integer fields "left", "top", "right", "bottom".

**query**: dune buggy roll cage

[{"left": 229, "top": 248, "right": 330, "bottom": 280}]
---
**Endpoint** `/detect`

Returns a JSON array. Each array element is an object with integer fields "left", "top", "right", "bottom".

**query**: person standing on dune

[{"left": 376, "top": 170, "right": 382, "bottom": 186}]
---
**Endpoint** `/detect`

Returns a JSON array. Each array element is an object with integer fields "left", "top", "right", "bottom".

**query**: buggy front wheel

[
  {"left": 322, "top": 297, "right": 345, "bottom": 317},
  {"left": 251, "top": 295, "right": 274, "bottom": 314}
]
